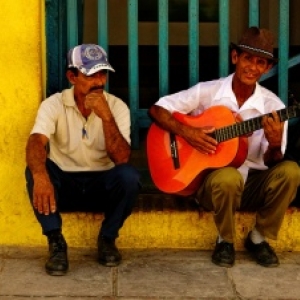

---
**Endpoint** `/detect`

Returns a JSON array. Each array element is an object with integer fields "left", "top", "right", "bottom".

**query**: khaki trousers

[{"left": 196, "top": 161, "right": 300, "bottom": 243}]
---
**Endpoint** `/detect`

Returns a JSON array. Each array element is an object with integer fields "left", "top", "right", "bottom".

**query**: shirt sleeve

[
  {"left": 30, "top": 94, "right": 61, "bottom": 138},
  {"left": 154, "top": 83, "right": 204, "bottom": 114}
]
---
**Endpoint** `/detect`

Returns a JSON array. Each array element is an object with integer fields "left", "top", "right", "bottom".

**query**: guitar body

[{"left": 147, "top": 105, "right": 248, "bottom": 195}]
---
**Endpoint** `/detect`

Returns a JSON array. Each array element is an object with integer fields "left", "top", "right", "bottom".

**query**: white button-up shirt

[{"left": 155, "top": 74, "right": 287, "bottom": 182}]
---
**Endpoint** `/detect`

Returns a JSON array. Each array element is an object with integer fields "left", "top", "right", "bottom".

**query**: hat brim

[
  {"left": 78, "top": 63, "right": 115, "bottom": 76},
  {"left": 230, "top": 42, "right": 278, "bottom": 63}
]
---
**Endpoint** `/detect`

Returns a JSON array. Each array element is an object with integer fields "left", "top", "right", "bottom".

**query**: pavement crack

[
  {"left": 227, "top": 268, "right": 245, "bottom": 300},
  {"left": 112, "top": 266, "right": 119, "bottom": 296}
]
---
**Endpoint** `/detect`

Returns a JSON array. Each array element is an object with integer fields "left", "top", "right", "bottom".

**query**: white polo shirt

[
  {"left": 30, "top": 87, "right": 131, "bottom": 172},
  {"left": 155, "top": 73, "right": 287, "bottom": 182}
]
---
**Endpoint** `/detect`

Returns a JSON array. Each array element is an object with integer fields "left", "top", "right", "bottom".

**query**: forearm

[
  {"left": 26, "top": 134, "right": 49, "bottom": 176},
  {"left": 102, "top": 119, "right": 131, "bottom": 164},
  {"left": 148, "top": 105, "right": 189, "bottom": 137}
]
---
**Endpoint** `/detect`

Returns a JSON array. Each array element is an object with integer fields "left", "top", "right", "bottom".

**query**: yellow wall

[
  {"left": 0, "top": 1, "right": 45, "bottom": 246},
  {"left": 0, "top": 1, "right": 299, "bottom": 251}
]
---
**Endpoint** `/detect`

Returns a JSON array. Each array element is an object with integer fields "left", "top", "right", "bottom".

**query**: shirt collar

[
  {"left": 62, "top": 86, "right": 76, "bottom": 107},
  {"left": 213, "top": 73, "right": 265, "bottom": 114}
]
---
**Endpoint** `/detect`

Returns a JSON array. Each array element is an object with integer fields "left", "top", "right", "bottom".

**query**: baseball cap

[{"left": 67, "top": 44, "right": 115, "bottom": 75}]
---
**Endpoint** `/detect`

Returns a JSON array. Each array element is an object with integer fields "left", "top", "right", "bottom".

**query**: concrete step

[{"left": 9, "top": 193, "right": 299, "bottom": 252}]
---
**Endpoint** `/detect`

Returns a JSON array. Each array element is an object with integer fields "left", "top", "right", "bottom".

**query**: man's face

[
  {"left": 67, "top": 69, "right": 108, "bottom": 98},
  {"left": 231, "top": 50, "right": 272, "bottom": 86}
]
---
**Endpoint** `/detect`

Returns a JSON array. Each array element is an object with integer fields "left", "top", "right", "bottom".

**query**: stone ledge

[{"left": 1, "top": 193, "right": 299, "bottom": 251}]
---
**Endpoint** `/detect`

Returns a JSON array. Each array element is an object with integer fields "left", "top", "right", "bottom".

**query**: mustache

[{"left": 89, "top": 85, "right": 104, "bottom": 92}]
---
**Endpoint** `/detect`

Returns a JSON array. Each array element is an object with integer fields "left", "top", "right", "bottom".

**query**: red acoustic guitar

[{"left": 147, "top": 104, "right": 300, "bottom": 196}]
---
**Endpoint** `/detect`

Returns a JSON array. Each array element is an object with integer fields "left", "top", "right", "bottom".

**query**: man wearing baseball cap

[
  {"left": 25, "top": 44, "right": 140, "bottom": 275},
  {"left": 149, "top": 27, "right": 300, "bottom": 268}
]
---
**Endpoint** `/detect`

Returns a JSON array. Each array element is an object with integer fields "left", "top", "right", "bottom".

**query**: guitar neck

[{"left": 215, "top": 105, "right": 300, "bottom": 143}]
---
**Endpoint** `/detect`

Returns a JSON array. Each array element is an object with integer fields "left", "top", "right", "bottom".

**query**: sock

[
  {"left": 217, "top": 235, "right": 224, "bottom": 243},
  {"left": 250, "top": 227, "right": 265, "bottom": 244}
]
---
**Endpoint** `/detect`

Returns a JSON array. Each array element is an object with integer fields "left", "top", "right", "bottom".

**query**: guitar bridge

[{"left": 170, "top": 133, "right": 180, "bottom": 169}]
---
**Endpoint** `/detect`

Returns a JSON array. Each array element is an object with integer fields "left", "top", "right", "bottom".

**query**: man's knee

[
  {"left": 208, "top": 167, "right": 243, "bottom": 209},
  {"left": 114, "top": 163, "right": 141, "bottom": 189},
  {"left": 211, "top": 167, "right": 244, "bottom": 190},
  {"left": 276, "top": 161, "right": 300, "bottom": 186}
]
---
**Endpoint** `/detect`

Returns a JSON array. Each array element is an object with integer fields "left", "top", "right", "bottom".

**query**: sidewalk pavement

[{"left": 1, "top": 246, "right": 300, "bottom": 299}]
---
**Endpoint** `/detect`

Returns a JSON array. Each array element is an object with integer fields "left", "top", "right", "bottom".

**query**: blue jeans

[{"left": 25, "top": 159, "right": 141, "bottom": 240}]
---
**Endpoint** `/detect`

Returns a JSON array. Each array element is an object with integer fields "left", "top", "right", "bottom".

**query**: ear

[
  {"left": 231, "top": 49, "right": 238, "bottom": 65},
  {"left": 66, "top": 70, "right": 77, "bottom": 85},
  {"left": 263, "top": 63, "right": 273, "bottom": 74}
]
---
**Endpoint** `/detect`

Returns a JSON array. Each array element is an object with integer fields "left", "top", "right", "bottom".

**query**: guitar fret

[
  {"left": 232, "top": 125, "right": 237, "bottom": 138},
  {"left": 212, "top": 104, "right": 300, "bottom": 144},
  {"left": 279, "top": 110, "right": 284, "bottom": 121}
]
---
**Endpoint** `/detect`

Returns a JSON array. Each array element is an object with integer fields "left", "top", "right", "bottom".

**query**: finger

[
  {"left": 43, "top": 197, "right": 50, "bottom": 215},
  {"left": 272, "top": 111, "right": 281, "bottom": 123},
  {"left": 33, "top": 196, "right": 38, "bottom": 210},
  {"left": 202, "top": 126, "right": 215, "bottom": 133},
  {"left": 49, "top": 196, "right": 57, "bottom": 213},
  {"left": 200, "top": 140, "right": 217, "bottom": 154},
  {"left": 203, "top": 134, "right": 218, "bottom": 146},
  {"left": 37, "top": 197, "right": 44, "bottom": 214},
  {"left": 262, "top": 116, "right": 271, "bottom": 127}
]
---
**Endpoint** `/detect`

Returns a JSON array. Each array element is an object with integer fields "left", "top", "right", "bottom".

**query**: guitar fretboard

[{"left": 214, "top": 105, "right": 300, "bottom": 143}]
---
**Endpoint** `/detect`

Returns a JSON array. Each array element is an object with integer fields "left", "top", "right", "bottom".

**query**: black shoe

[
  {"left": 98, "top": 236, "right": 122, "bottom": 267},
  {"left": 212, "top": 241, "right": 235, "bottom": 268},
  {"left": 244, "top": 232, "right": 279, "bottom": 267},
  {"left": 45, "top": 232, "right": 69, "bottom": 275}
]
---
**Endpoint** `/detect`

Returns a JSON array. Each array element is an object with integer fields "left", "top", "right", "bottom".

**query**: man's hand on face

[
  {"left": 84, "top": 90, "right": 112, "bottom": 121},
  {"left": 84, "top": 90, "right": 105, "bottom": 110}
]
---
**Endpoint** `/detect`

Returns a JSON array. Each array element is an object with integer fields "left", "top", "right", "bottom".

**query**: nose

[{"left": 248, "top": 57, "right": 260, "bottom": 69}]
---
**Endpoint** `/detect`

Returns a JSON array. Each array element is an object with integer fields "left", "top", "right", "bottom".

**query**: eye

[
  {"left": 243, "top": 53, "right": 251, "bottom": 61},
  {"left": 257, "top": 59, "right": 268, "bottom": 66}
]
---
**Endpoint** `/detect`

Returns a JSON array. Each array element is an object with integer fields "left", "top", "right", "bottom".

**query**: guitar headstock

[
  {"left": 288, "top": 90, "right": 300, "bottom": 119},
  {"left": 288, "top": 90, "right": 300, "bottom": 106}
]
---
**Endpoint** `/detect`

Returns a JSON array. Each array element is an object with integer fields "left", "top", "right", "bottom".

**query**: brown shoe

[{"left": 244, "top": 232, "right": 279, "bottom": 267}]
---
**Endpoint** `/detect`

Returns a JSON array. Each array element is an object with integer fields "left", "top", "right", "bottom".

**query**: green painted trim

[
  {"left": 158, "top": 0, "right": 169, "bottom": 97},
  {"left": 45, "top": 0, "right": 68, "bottom": 96},
  {"left": 128, "top": 0, "right": 139, "bottom": 148},
  {"left": 189, "top": 0, "right": 199, "bottom": 86},
  {"left": 219, "top": 0, "right": 229, "bottom": 77}
]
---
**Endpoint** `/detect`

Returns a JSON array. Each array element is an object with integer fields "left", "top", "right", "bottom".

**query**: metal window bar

[
  {"left": 128, "top": 0, "right": 140, "bottom": 147},
  {"left": 60, "top": 0, "right": 300, "bottom": 149},
  {"left": 278, "top": 0, "right": 289, "bottom": 103},
  {"left": 97, "top": 0, "right": 109, "bottom": 91},
  {"left": 249, "top": 0, "right": 259, "bottom": 26},
  {"left": 158, "top": 0, "right": 169, "bottom": 98},
  {"left": 189, "top": 0, "right": 199, "bottom": 86},
  {"left": 219, "top": 0, "right": 229, "bottom": 77},
  {"left": 66, "top": 0, "right": 78, "bottom": 49}
]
